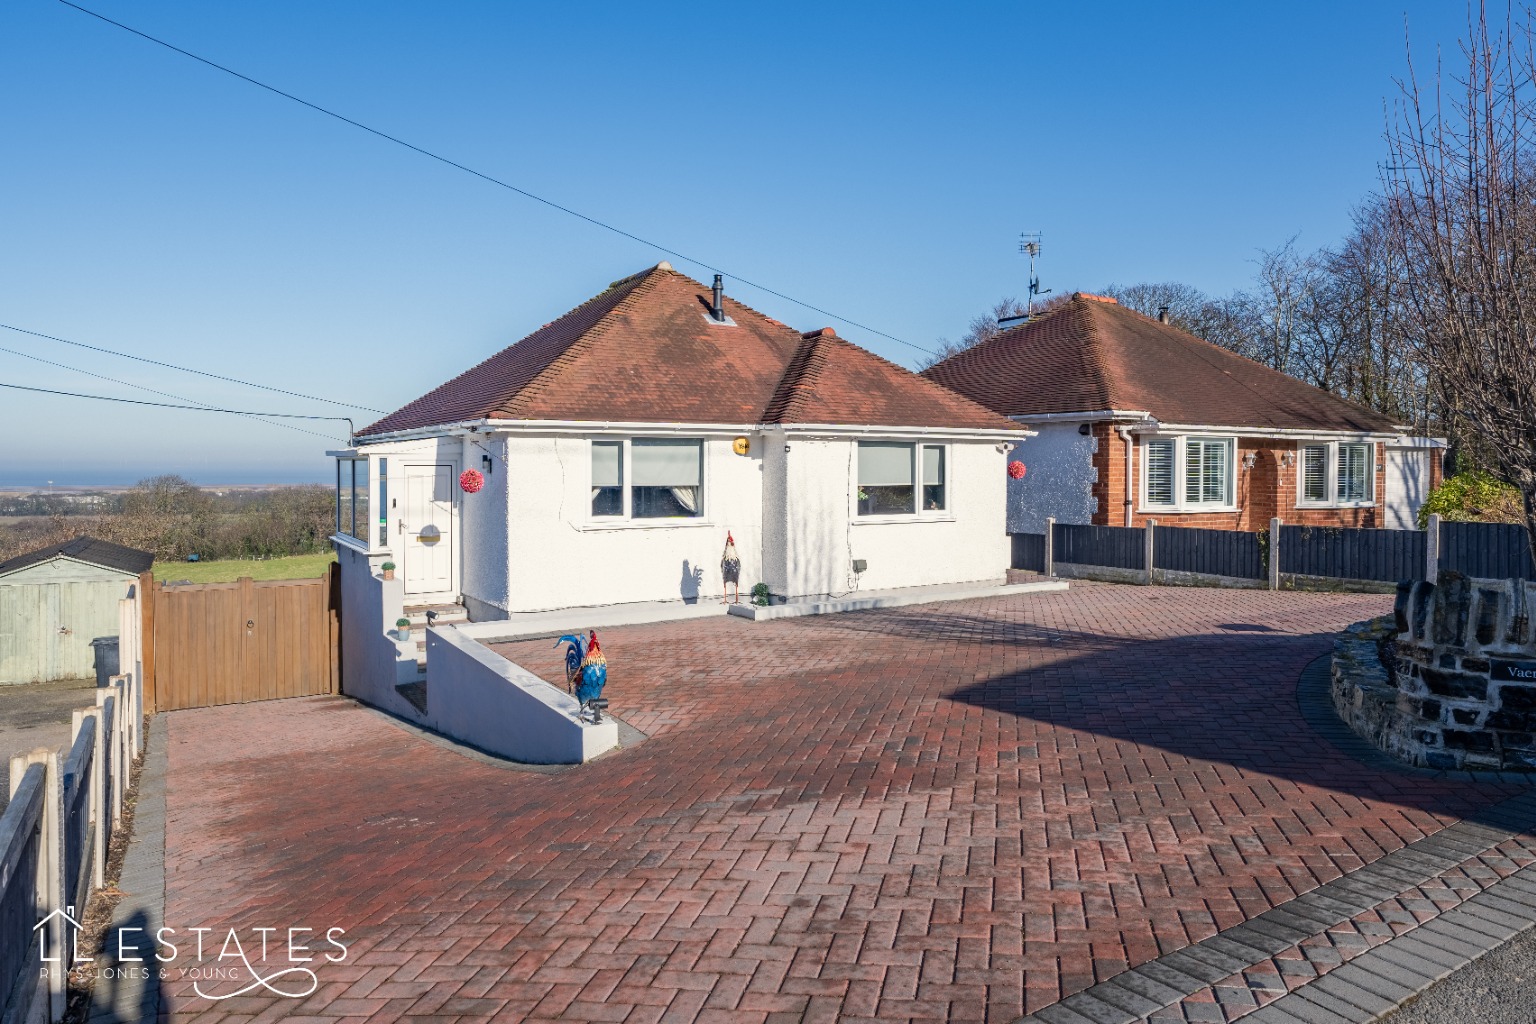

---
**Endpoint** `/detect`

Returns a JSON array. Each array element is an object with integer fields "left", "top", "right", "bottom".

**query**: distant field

[{"left": 152, "top": 551, "right": 337, "bottom": 584}]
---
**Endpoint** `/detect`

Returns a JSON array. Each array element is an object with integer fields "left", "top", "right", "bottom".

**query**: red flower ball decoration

[
  {"left": 1007, "top": 460, "right": 1027, "bottom": 480},
  {"left": 459, "top": 469, "right": 485, "bottom": 494}
]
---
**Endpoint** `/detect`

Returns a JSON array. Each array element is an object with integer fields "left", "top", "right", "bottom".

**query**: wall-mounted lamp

[
  {"left": 481, "top": 453, "right": 493, "bottom": 475},
  {"left": 1078, "top": 423, "right": 1092, "bottom": 436},
  {"left": 1242, "top": 452, "right": 1259, "bottom": 470},
  {"left": 1279, "top": 452, "right": 1296, "bottom": 469}
]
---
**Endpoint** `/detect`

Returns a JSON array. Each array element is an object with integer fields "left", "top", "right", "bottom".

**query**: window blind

[
  {"left": 632, "top": 439, "right": 702, "bottom": 486},
  {"left": 1145, "top": 440, "right": 1174, "bottom": 505},
  {"left": 1302, "top": 446, "right": 1328, "bottom": 502},
  {"left": 591, "top": 441, "right": 622, "bottom": 487},
  {"left": 1338, "top": 443, "right": 1369, "bottom": 502},
  {"left": 858, "top": 442, "right": 914, "bottom": 486}
]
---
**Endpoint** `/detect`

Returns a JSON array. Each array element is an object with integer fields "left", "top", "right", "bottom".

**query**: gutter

[{"left": 354, "top": 418, "right": 1034, "bottom": 444}]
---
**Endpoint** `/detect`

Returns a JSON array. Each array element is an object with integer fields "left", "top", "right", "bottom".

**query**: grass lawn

[{"left": 151, "top": 551, "right": 337, "bottom": 584}]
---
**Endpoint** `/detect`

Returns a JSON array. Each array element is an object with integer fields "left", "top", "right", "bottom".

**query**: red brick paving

[{"left": 155, "top": 583, "right": 1522, "bottom": 1023}]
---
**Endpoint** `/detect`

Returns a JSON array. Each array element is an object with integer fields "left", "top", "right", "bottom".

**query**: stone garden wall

[{"left": 1333, "top": 571, "right": 1536, "bottom": 770}]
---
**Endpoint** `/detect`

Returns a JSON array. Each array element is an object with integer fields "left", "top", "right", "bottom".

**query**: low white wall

[
  {"left": 423, "top": 626, "right": 617, "bottom": 763},
  {"left": 494, "top": 433, "right": 766, "bottom": 613},
  {"left": 1009, "top": 422, "right": 1097, "bottom": 533},
  {"left": 335, "top": 545, "right": 419, "bottom": 718},
  {"left": 779, "top": 437, "right": 1010, "bottom": 597}
]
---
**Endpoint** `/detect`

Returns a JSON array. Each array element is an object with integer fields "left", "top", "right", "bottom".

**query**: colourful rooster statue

[
  {"left": 721, "top": 531, "right": 742, "bottom": 603},
  {"left": 555, "top": 630, "right": 608, "bottom": 712}
]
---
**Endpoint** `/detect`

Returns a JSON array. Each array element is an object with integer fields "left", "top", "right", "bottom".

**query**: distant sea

[{"left": 0, "top": 468, "right": 333, "bottom": 488}]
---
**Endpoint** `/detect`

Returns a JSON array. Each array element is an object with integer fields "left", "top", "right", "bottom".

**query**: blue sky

[{"left": 0, "top": 1, "right": 1469, "bottom": 485}]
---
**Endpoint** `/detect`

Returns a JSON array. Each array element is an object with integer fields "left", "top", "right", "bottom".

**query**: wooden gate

[{"left": 145, "top": 566, "right": 339, "bottom": 712}]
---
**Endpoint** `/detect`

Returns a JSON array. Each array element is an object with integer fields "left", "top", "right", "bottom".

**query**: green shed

[{"left": 0, "top": 536, "right": 153, "bottom": 684}]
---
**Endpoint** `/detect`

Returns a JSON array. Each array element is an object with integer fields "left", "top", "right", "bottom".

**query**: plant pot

[
  {"left": 393, "top": 628, "right": 411, "bottom": 642},
  {"left": 382, "top": 569, "right": 395, "bottom": 581}
]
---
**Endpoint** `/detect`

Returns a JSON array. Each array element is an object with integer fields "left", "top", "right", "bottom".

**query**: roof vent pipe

[
  {"left": 1157, "top": 306, "right": 1171, "bottom": 324},
  {"left": 711, "top": 275, "right": 726, "bottom": 322}
]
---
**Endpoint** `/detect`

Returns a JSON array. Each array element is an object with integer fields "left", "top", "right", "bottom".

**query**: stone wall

[{"left": 1333, "top": 571, "right": 1536, "bottom": 770}]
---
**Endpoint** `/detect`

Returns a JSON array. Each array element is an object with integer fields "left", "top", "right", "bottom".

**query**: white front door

[
  {"left": 402, "top": 464, "right": 455, "bottom": 596},
  {"left": 1386, "top": 448, "right": 1431, "bottom": 530}
]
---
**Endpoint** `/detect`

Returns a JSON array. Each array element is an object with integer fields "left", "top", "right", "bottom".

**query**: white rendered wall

[
  {"left": 496, "top": 432, "right": 766, "bottom": 613},
  {"left": 459, "top": 435, "right": 510, "bottom": 618},
  {"left": 779, "top": 438, "right": 1009, "bottom": 598},
  {"left": 1009, "top": 422, "right": 1098, "bottom": 533}
]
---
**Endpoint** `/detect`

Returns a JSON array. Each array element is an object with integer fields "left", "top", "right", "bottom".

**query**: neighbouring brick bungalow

[{"left": 923, "top": 293, "right": 1444, "bottom": 533}]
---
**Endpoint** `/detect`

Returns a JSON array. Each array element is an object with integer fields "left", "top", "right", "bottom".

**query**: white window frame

[
  {"left": 586, "top": 437, "right": 709, "bottom": 526},
  {"left": 1137, "top": 434, "right": 1238, "bottom": 513},
  {"left": 1296, "top": 440, "right": 1376, "bottom": 509},
  {"left": 853, "top": 441, "right": 954, "bottom": 522}
]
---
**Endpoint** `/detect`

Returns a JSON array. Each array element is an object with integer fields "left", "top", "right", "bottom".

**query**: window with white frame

[
  {"left": 590, "top": 438, "right": 704, "bottom": 519},
  {"left": 857, "top": 442, "right": 947, "bottom": 516},
  {"left": 1298, "top": 441, "right": 1375, "bottom": 506},
  {"left": 1141, "top": 436, "right": 1236, "bottom": 511}
]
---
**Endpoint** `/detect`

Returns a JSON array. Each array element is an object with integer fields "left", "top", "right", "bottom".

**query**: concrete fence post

[
  {"left": 1044, "top": 517, "right": 1055, "bottom": 578},
  {"left": 1426, "top": 513, "right": 1441, "bottom": 584},
  {"left": 1145, "top": 519, "right": 1157, "bottom": 585},
  {"left": 1269, "top": 517, "right": 1283, "bottom": 591},
  {"left": 74, "top": 706, "right": 105, "bottom": 890},
  {"left": 90, "top": 706, "right": 107, "bottom": 890},
  {"left": 11, "top": 748, "right": 66, "bottom": 1021},
  {"left": 96, "top": 684, "right": 124, "bottom": 826}
]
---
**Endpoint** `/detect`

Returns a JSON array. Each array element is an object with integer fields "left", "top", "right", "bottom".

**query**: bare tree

[
  {"left": 1386, "top": 1, "right": 1536, "bottom": 561},
  {"left": 921, "top": 296, "right": 1033, "bottom": 369}
]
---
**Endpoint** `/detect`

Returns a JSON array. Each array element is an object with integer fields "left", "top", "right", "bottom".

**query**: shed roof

[
  {"left": 0, "top": 536, "right": 154, "bottom": 578},
  {"left": 922, "top": 294, "right": 1400, "bottom": 433}
]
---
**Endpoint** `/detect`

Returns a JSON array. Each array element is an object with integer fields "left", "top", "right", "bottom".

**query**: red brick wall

[{"left": 1089, "top": 427, "right": 1387, "bottom": 531}]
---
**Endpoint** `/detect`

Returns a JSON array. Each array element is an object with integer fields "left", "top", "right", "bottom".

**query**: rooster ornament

[
  {"left": 555, "top": 630, "right": 608, "bottom": 719},
  {"left": 721, "top": 532, "right": 742, "bottom": 603}
]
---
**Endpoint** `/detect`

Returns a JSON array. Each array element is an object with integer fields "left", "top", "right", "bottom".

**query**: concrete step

[{"left": 403, "top": 604, "right": 468, "bottom": 628}]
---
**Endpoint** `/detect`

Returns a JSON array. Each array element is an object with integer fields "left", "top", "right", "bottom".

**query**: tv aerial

[{"left": 1019, "top": 232, "right": 1051, "bottom": 315}]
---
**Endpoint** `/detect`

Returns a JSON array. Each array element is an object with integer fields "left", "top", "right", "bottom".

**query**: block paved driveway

[{"left": 156, "top": 583, "right": 1524, "bottom": 1023}]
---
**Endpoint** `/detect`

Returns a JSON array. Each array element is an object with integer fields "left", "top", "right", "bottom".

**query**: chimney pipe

[
  {"left": 1157, "top": 305, "right": 1170, "bottom": 324},
  {"left": 712, "top": 274, "right": 725, "bottom": 322}
]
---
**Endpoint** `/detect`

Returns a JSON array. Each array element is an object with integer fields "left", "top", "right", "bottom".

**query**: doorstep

[{"left": 728, "top": 578, "right": 1069, "bottom": 621}]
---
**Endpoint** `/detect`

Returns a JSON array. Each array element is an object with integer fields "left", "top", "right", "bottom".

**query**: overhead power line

[
  {"left": 0, "top": 322, "right": 383, "bottom": 413},
  {"left": 56, "top": 0, "right": 941, "bottom": 360},
  {"left": 0, "top": 381, "right": 354, "bottom": 440},
  {"left": 0, "top": 340, "right": 351, "bottom": 441}
]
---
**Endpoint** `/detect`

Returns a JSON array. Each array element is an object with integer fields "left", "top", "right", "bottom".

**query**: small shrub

[
  {"left": 1418, "top": 470, "right": 1524, "bottom": 528},
  {"left": 750, "top": 583, "right": 771, "bottom": 607}
]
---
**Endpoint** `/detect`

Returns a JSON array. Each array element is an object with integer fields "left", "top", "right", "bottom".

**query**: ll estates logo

[{"left": 38, "top": 908, "right": 348, "bottom": 1000}]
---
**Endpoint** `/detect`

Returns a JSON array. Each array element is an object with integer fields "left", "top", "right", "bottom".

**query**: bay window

[
  {"left": 590, "top": 438, "right": 704, "bottom": 520},
  {"left": 1298, "top": 441, "right": 1375, "bottom": 507},
  {"left": 1141, "top": 436, "right": 1236, "bottom": 511},
  {"left": 857, "top": 442, "right": 948, "bottom": 516}
]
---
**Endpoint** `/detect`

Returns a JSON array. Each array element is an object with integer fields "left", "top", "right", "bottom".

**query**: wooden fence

[
  {"left": 1278, "top": 525, "right": 1426, "bottom": 583},
  {"left": 1, "top": 674, "right": 140, "bottom": 1024},
  {"left": 1011, "top": 517, "right": 1536, "bottom": 587}
]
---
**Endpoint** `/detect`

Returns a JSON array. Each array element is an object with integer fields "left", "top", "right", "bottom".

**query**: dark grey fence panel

[
  {"left": 1280, "top": 525, "right": 1426, "bottom": 582},
  {"left": 1054, "top": 523, "right": 1145, "bottom": 570},
  {"left": 0, "top": 764, "right": 45, "bottom": 1020},
  {"left": 1439, "top": 522, "right": 1536, "bottom": 580},
  {"left": 1011, "top": 533, "right": 1046, "bottom": 572},
  {"left": 63, "top": 721, "right": 95, "bottom": 911},
  {"left": 1154, "top": 526, "right": 1265, "bottom": 580}
]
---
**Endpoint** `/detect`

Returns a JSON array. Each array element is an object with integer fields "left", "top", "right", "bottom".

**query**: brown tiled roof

[
  {"left": 764, "top": 329, "right": 1019, "bottom": 430},
  {"left": 360, "top": 265, "right": 1021, "bottom": 436},
  {"left": 0, "top": 536, "right": 153, "bottom": 577},
  {"left": 922, "top": 294, "right": 1399, "bottom": 433}
]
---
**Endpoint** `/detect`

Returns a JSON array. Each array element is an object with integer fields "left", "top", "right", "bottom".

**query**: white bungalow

[{"left": 330, "top": 263, "right": 1028, "bottom": 619}]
